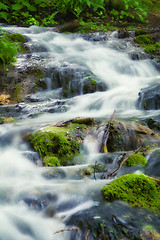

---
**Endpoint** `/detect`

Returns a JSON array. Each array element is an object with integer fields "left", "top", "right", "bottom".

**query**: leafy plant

[{"left": 0, "top": 30, "right": 18, "bottom": 67}]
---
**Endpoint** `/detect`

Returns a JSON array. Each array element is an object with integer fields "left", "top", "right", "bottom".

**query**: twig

[
  {"left": 53, "top": 226, "right": 81, "bottom": 235},
  {"left": 85, "top": 230, "right": 90, "bottom": 240},
  {"left": 105, "top": 146, "right": 142, "bottom": 179},
  {"left": 99, "top": 110, "right": 116, "bottom": 153}
]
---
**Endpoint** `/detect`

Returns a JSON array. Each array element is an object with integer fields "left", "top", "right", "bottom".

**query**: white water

[{"left": 1, "top": 26, "right": 160, "bottom": 239}]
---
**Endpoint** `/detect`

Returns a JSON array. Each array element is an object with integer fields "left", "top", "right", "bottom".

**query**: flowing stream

[{"left": 0, "top": 26, "right": 160, "bottom": 239}]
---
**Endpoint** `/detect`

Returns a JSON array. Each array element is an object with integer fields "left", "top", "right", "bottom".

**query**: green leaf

[
  {"left": 0, "top": 2, "right": 9, "bottom": 10},
  {"left": 93, "top": 216, "right": 101, "bottom": 219},
  {"left": 12, "top": 3, "right": 23, "bottom": 11},
  {"left": 0, "top": 12, "right": 9, "bottom": 21},
  {"left": 22, "top": 1, "right": 37, "bottom": 11},
  {"left": 39, "top": 3, "right": 47, "bottom": 7}
]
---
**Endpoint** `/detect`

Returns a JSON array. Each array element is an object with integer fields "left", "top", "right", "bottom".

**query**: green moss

[
  {"left": 101, "top": 174, "right": 160, "bottom": 213},
  {"left": 0, "top": 117, "right": 15, "bottom": 124},
  {"left": 10, "top": 33, "right": 26, "bottom": 43},
  {"left": 29, "top": 126, "right": 81, "bottom": 166},
  {"left": 79, "top": 167, "right": 94, "bottom": 177},
  {"left": 126, "top": 152, "right": 147, "bottom": 166},
  {"left": 43, "top": 155, "right": 60, "bottom": 167},
  {"left": 135, "top": 34, "right": 153, "bottom": 46}
]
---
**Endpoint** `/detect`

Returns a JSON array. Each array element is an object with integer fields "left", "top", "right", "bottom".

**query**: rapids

[{"left": 0, "top": 26, "right": 160, "bottom": 239}]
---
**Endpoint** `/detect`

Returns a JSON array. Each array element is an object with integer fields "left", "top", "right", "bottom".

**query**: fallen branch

[
  {"left": 53, "top": 226, "right": 81, "bottom": 235},
  {"left": 105, "top": 146, "right": 142, "bottom": 179},
  {"left": 99, "top": 110, "right": 116, "bottom": 153}
]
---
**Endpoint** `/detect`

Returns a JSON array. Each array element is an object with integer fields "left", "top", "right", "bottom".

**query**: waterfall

[{"left": 0, "top": 26, "right": 160, "bottom": 239}]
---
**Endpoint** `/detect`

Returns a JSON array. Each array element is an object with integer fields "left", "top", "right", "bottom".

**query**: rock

[
  {"left": 49, "top": 63, "right": 107, "bottom": 98},
  {"left": 118, "top": 30, "right": 130, "bottom": 39},
  {"left": 146, "top": 149, "right": 160, "bottom": 178},
  {"left": 28, "top": 123, "right": 86, "bottom": 166},
  {"left": 126, "top": 152, "right": 147, "bottom": 166},
  {"left": 106, "top": 120, "right": 159, "bottom": 152},
  {"left": 140, "top": 226, "right": 160, "bottom": 240},
  {"left": 101, "top": 174, "right": 160, "bottom": 213},
  {"left": 43, "top": 168, "right": 66, "bottom": 179},
  {"left": 144, "top": 118, "right": 160, "bottom": 131},
  {"left": 79, "top": 32, "right": 108, "bottom": 42},
  {"left": 138, "top": 83, "right": 160, "bottom": 110}
]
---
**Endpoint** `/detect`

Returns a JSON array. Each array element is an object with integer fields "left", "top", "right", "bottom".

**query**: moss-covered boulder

[
  {"left": 126, "top": 152, "right": 147, "bottom": 166},
  {"left": 101, "top": 174, "right": 160, "bottom": 213},
  {"left": 29, "top": 123, "right": 85, "bottom": 166}
]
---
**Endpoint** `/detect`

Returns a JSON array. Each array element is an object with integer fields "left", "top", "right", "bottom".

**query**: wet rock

[
  {"left": 80, "top": 32, "right": 108, "bottom": 42},
  {"left": 50, "top": 64, "right": 107, "bottom": 98},
  {"left": 66, "top": 200, "right": 160, "bottom": 240},
  {"left": 128, "top": 51, "right": 147, "bottom": 60},
  {"left": 43, "top": 168, "right": 66, "bottom": 179},
  {"left": 0, "top": 99, "right": 67, "bottom": 119},
  {"left": 138, "top": 83, "right": 160, "bottom": 110},
  {"left": 140, "top": 226, "right": 160, "bottom": 240},
  {"left": 146, "top": 149, "right": 160, "bottom": 178},
  {"left": 106, "top": 120, "right": 159, "bottom": 152},
  {"left": 20, "top": 192, "right": 57, "bottom": 210},
  {"left": 144, "top": 118, "right": 160, "bottom": 131},
  {"left": 118, "top": 30, "right": 130, "bottom": 39}
]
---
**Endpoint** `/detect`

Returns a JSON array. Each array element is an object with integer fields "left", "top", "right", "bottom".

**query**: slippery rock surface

[
  {"left": 138, "top": 83, "right": 160, "bottom": 110},
  {"left": 106, "top": 120, "right": 160, "bottom": 152}
]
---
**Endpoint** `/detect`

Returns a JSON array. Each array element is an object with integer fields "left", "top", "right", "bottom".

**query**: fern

[
  {"left": 12, "top": 4, "right": 23, "bottom": 11},
  {"left": 0, "top": 2, "right": 8, "bottom": 11}
]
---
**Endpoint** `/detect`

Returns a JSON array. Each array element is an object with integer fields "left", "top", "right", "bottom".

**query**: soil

[{"left": 147, "top": 13, "right": 160, "bottom": 27}]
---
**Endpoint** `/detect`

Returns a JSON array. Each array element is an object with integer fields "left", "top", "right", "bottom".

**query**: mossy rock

[
  {"left": 0, "top": 117, "right": 15, "bottom": 124},
  {"left": 10, "top": 33, "right": 26, "bottom": 43},
  {"left": 140, "top": 226, "right": 160, "bottom": 240},
  {"left": 78, "top": 166, "right": 94, "bottom": 177},
  {"left": 101, "top": 174, "right": 160, "bottom": 213},
  {"left": 43, "top": 155, "right": 60, "bottom": 167},
  {"left": 78, "top": 163, "right": 105, "bottom": 178},
  {"left": 126, "top": 152, "right": 147, "bottom": 166},
  {"left": 135, "top": 34, "right": 153, "bottom": 46},
  {"left": 29, "top": 124, "right": 82, "bottom": 166}
]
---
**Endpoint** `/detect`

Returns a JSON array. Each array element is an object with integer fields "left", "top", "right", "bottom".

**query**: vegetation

[
  {"left": 0, "top": 30, "right": 27, "bottom": 69},
  {"left": 0, "top": 30, "right": 18, "bottom": 67},
  {"left": 0, "top": 0, "right": 159, "bottom": 28},
  {"left": 29, "top": 125, "right": 81, "bottom": 166},
  {"left": 126, "top": 152, "right": 147, "bottom": 166},
  {"left": 135, "top": 34, "right": 160, "bottom": 55},
  {"left": 101, "top": 174, "right": 160, "bottom": 213}
]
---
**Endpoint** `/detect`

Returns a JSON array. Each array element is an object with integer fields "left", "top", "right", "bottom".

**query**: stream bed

[{"left": 0, "top": 26, "right": 160, "bottom": 240}]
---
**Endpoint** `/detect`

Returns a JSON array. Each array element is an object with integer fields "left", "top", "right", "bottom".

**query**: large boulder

[
  {"left": 105, "top": 120, "right": 160, "bottom": 152},
  {"left": 49, "top": 63, "right": 107, "bottom": 98},
  {"left": 138, "top": 83, "right": 160, "bottom": 110}
]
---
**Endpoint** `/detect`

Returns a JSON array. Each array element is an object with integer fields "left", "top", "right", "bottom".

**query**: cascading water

[{"left": 0, "top": 26, "right": 160, "bottom": 239}]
